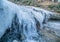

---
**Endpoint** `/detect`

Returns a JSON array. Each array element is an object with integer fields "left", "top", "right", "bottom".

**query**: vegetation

[
  {"left": 48, "top": 3, "right": 60, "bottom": 13},
  {"left": 9, "top": 0, "right": 60, "bottom": 13},
  {"left": 9, "top": 0, "right": 38, "bottom": 6}
]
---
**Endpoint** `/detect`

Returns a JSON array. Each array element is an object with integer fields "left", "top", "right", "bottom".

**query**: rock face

[{"left": 0, "top": 0, "right": 60, "bottom": 42}]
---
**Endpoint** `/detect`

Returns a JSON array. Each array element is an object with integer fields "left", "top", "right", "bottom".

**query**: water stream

[{"left": 0, "top": 0, "right": 60, "bottom": 42}]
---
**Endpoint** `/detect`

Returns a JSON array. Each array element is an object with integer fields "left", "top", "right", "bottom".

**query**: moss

[
  {"left": 56, "top": 10, "right": 60, "bottom": 13},
  {"left": 48, "top": 3, "right": 60, "bottom": 13}
]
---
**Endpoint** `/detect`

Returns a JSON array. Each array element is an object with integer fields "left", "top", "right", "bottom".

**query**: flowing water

[{"left": 0, "top": 0, "right": 60, "bottom": 42}]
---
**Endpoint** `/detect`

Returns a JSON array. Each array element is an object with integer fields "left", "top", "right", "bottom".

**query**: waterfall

[{"left": 0, "top": 0, "right": 58, "bottom": 42}]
